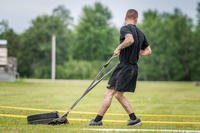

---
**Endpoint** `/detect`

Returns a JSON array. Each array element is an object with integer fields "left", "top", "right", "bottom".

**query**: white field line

[{"left": 82, "top": 128, "right": 200, "bottom": 133}]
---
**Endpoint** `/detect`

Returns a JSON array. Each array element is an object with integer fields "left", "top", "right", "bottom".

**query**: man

[{"left": 89, "top": 9, "right": 152, "bottom": 126}]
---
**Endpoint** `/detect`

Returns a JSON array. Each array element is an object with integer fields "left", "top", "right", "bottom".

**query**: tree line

[{"left": 0, "top": 2, "right": 199, "bottom": 81}]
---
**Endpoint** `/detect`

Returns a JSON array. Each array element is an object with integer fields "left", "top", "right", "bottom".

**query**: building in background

[{"left": 0, "top": 40, "right": 17, "bottom": 81}]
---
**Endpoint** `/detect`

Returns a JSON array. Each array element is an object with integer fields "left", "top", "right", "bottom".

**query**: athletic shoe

[
  {"left": 88, "top": 119, "right": 103, "bottom": 126},
  {"left": 127, "top": 118, "right": 141, "bottom": 126}
]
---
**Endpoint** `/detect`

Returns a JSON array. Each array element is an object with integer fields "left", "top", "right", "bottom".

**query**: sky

[{"left": 0, "top": 0, "right": 199, "bottom": 33}]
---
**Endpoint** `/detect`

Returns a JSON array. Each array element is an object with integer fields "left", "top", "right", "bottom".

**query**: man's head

[{"left": 125, "top": 9, "right": 138, "bottom": 24}]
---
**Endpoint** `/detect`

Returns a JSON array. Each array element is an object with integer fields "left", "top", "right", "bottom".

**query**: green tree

[
  {"left": 191, "top": 2, "right": 200, "bottom": 80},
  {"left": 139, "top": 9, "right": 194, "bottom": 80},
  {"left": 18, "top": 6, "right": 73, "bottom": 78},
  {"left": 52, "top": 5, "right": 73, "bottom": 27},
  {"left": 74, "top": 2, "right": 118, "bottom": 60}
]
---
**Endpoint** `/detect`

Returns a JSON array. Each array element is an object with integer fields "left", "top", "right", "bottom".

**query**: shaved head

[{"left": 125, "top": 9, "right": 138, "bottom": 20}]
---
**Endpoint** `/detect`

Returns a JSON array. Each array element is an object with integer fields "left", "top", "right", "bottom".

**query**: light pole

[{"left": 51, "top": 35, "right": 56, "bottom": 80}]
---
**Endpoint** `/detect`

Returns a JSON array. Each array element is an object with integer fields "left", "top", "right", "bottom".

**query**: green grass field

[{"left": 0, "top": 79, "right": 200, "bottom": 133}]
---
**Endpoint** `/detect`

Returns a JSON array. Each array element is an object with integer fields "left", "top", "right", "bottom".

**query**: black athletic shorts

[{"left": 107, "top": 63, "right": 138, "bottom": 92}]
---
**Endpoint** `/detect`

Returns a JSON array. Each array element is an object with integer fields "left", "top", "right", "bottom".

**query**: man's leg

[
  {"left": 97, "top": 89, "right": 116, "bottom": 116},
  {"left": 115, "top": 91, "right": 141, "bottom": 126},
  {"left": 89, "top": 89, "right": 116, "bottom": 125},
  {"left": 114, "top": 91, "right": 133, "bottom": 114}
]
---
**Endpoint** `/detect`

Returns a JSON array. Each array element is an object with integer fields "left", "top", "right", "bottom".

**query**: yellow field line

[
  {"left": 1, "top": 105, "right": 200, "bottom": 118},
  {"left": 0, "top": 113, "right": 26, "bottom": 118},
  {"left": 1, "top": 113, "right": 200, "bottom": 125}
]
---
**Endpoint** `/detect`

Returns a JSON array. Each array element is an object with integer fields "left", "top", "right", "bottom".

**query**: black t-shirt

[{"left": 119, "top": 24, "right": 149, "bottom": 64}]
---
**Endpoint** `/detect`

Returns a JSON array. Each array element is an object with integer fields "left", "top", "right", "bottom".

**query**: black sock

[
  {"left": 129, "top": 113, "right": 137, "bottom": 120},
  {"left": 94, "top": 115, "right": 103, "bottom": 122}
]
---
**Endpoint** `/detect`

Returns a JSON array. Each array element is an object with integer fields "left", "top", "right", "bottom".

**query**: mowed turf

[{"left": 0, "top": 79, "right": 200, "bottom": 133}]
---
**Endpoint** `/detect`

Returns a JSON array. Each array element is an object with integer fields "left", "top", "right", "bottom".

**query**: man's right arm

[
  {"left": 113, "top": 33, "right": 134, "bottom": 56},
  {"left": 139, "top": 46, "right": 152, "bottom": 56}
]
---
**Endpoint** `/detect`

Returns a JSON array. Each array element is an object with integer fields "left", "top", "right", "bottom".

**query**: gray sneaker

[
  {"left": 127, "top": 118, "right": 141, "bottom": 126},
  {"left": 88, "top": 119, "right": 103, "bottom": 126}
]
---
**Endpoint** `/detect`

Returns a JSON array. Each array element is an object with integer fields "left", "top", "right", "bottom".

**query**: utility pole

[{"left": 51, "top": 35, "right": 56, "bottom": 80}]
